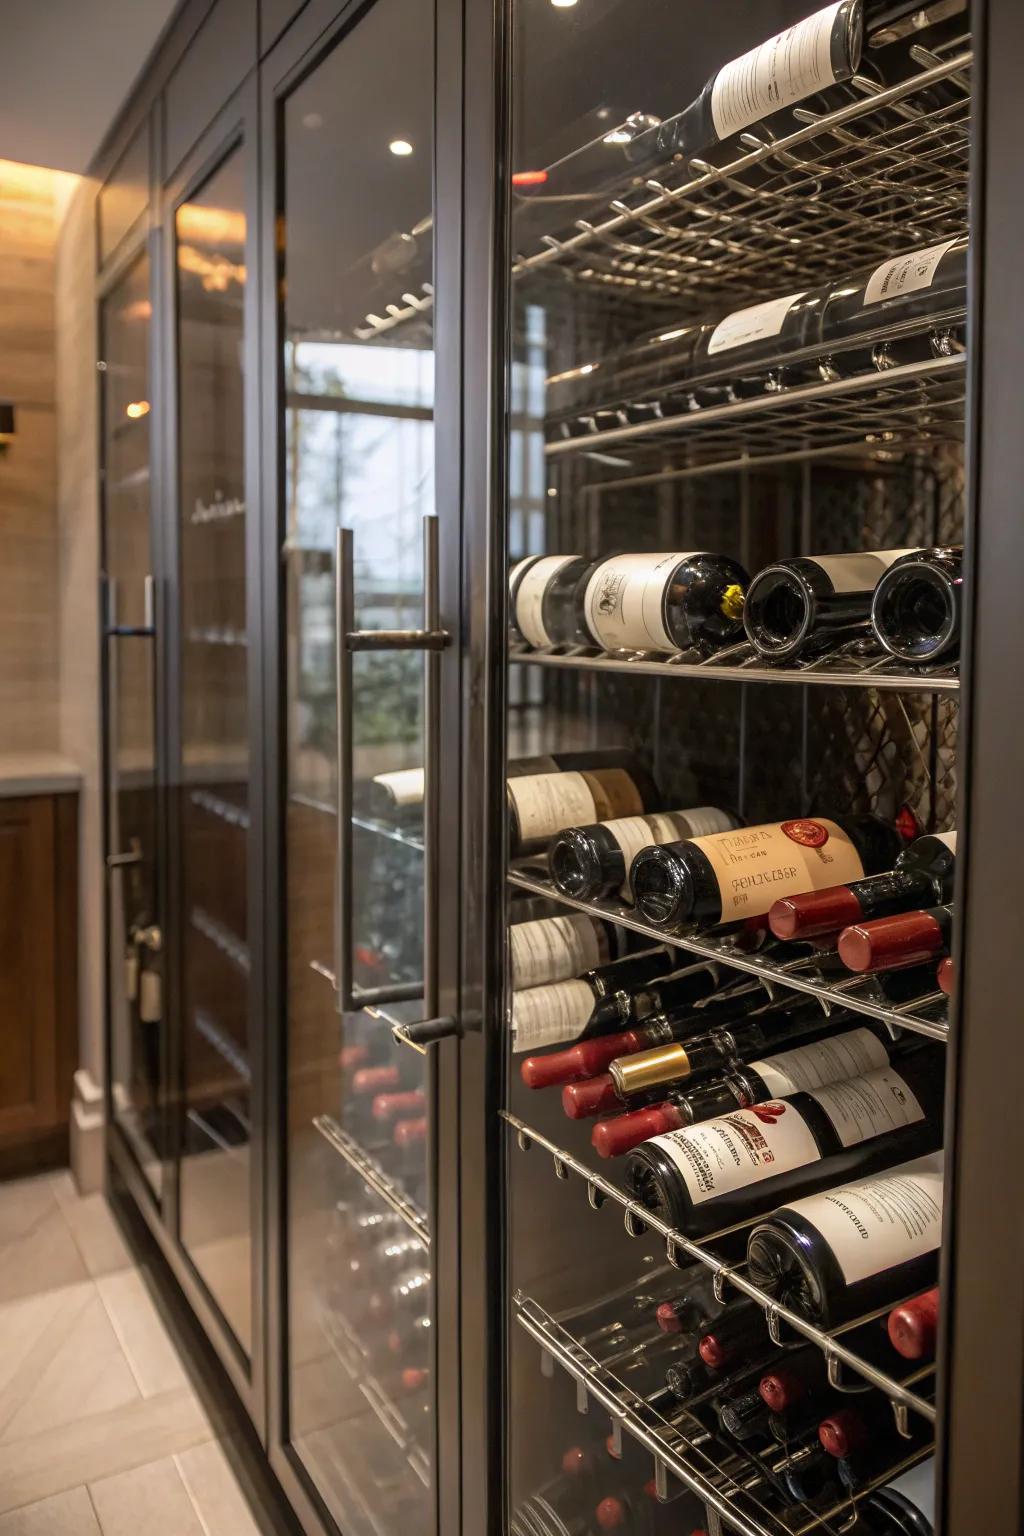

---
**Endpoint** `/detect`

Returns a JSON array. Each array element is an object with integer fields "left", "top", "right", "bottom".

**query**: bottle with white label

[
  {"left": 870, "top": 547, "right": 963, "bottom": 664},
  {"left": 511, "top": 949, "right": 712, "bottom": 1056},
  {"left": 690, "top": 286, "right": 829, "bottom": 382},
  {"left": 743, "top": 549, "right": 924, "bottom": 661},
  {"left": 630, "top": 813, "right": 904, "bottom": 932},
  {"left": 822, "top": 237, "right": 967, "bottom": 353},
  {"left": 547, "top": 805, "right": 740, "bottom": 901},
  {"left": 858, "top": 1459, "right": 936, "bottom": 1536},
  {"left": 509, "top": 912, "right": 616, "bottom": 991},
  {"left": 509, "top": 554, "right": 594, "bottom": 650},
  {"left": 647, "top": 1, "right": 863, "bottom": 166},
  {"left": 623, "top": 1047, "right": 944, "bottom": 1235},
  {"left": 508, "top": 751, "right": 661, "bottom": 858},
  {"left": 746, "top": 1151, "right": 944, "bottom": 1326},
  {"left": 591, "top": 1021, "right": 898, "bottom": 1158},
  {"left": 769, "top": 830, "right": 957, "bottom": 942},
  {"left": 578, "top": 552, "right": 749, "bottom": 657}
]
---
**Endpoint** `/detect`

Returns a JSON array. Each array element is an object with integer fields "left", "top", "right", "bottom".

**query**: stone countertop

[{"left": 0, "top": 752, "right": 82, "bottom": 798}]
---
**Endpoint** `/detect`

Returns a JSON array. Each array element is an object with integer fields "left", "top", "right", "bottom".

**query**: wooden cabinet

[{"left": 0, "top": 794, "right": 78, "bottom": 1173}]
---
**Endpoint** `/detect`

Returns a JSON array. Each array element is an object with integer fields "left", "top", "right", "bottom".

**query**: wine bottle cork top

[
  {"left": 561, "top": 1074, "right": 621, "bottom": 1119},
  {"left": 591, "top": 1103, "right": 681, "bottom": 1158},
  {"left": 838, "top": 910, "right": 944, "bottom": 972}
]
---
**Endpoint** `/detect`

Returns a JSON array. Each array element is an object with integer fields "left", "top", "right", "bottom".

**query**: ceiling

[{"left": 0, "top": 0, "right": 180, "bottom": 174}]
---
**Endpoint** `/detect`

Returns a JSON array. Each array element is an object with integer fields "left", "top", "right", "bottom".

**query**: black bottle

[
  {"left": 512, "top": 947, "right": 688, "bottom": 1058},
  {"left": 630, "top": 813, "right": 903, "bottom": 932},
  {"left": 548, "top": 805, "right": 739, "bottom": 901},
  {"left": 870, "top": 548, "right": 963, "bottom": 664},
  {"left": 648, "top": 1, "right": 863, "bottom": 163},
  {"left": 624, "top": 1049, "right": 944, "bottom": 1236},
  {"left": 578, "top": 552, "right": 749, "bottom": 657},
  {"left": 690, "top": 286, "right": 829, "bottom": 383},
  {"left": 822, "top": 238, "right": 967, "bottom": 353},
  {"left": 507, "top": 750, "right": 661, "bottom": 858},
  {"left": 746, "top": 1151, "right": 943, "bottom": 1326},
  {"left": 769, "top": 830, "right": 956, "bottom": 941},
  {"left": 509, "top": 554, "right": 594, "bottom": 650},
  {"left": 743, "top": 550, "right": 923, "bottom": 662}
]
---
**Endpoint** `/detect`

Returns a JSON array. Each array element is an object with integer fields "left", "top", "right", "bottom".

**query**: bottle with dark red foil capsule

[
  {"left": 697, "top": 1300, "right": 770, "bottom": 1372},
  {"left": 887, "top": 1288, "right": 939, "bottom": 1361},
  {"left": 590, "top": 1023, "right": 899, "bottom": 1156},
  {"left": 515, "top": 955, "right": 715, "bottom": 1072},
  {"left": 936, "top": 957, "right": 954, "bottom": 997},
  {"left": 746, "top": 1152, "right": 944, "bottom": 1327},
  {"left": 769, "top": 832, "right": 956, "bottom": 942},
  {"left": 625, "top": 1050, "right": 944, "bottom": 1236},
  {"left": 838, "top": 904, "right": 953, "bottom": 973},
  {"left": 630, "top": 814, "right": 904, "bottom": 934}
]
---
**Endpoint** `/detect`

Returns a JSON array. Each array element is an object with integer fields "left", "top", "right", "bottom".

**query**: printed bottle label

[
  {"left": 583, "top": 553, "right": 703, "bottom": 653},
  {"left": 781, "top": 1152, "right": 944, "bottom": 1286},
  {"left": 695, "top": 818, "right": 865, "bottom": 922},
  {"left": 509, "top": 914, "right": 605, "bottom": 991},
  {"left": 863, "top": 239, "right": 959, "bottom": 307},
  {"left": 372, "top": 767, "right": 425, "bottom": 807},
  {"left": 514, "top": 555, "right": 578, "bottom": 649},
  {"left": 511, "top": 979, "right": 594, "bottom": 1052},
  {"left": 807, "top": 550, "right": 921, "bottom": 594},
  {"left": 607, "top": 808, "right": 735, "bottom": 898},
  {"left": 707, "top": 293, "right": 806, "bottom": 355},
  {"left": 650, "top": 1101, "right": 821, "bottom": 1205},
  {"left": 929, "top": 831, "right": 957, "bottom": 853},
  {"left": 750, "top": 1026, "right": 890, "bottom": 1097},
  {"left": 509, "top": 770, "right": 643, "bottom": 845},
  {"left": 710, "top": 0, "right": 847, "bottom": 142},
  {"left": 808, "top": 1065, "right": 925, "bottom": 1149}
]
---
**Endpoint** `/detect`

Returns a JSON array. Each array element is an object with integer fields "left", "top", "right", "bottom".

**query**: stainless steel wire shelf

[
  {"left": 543, "top": 353, "right": 965, "bottom": 475},
  {"left": 510, "top": 638, "right": 959, "bottom": 695},
  {"left": 314, "top": 1114, "right": 430, "bottom": 1247},
  {"left": 321, "top": 1300, "right": 431, "bottom": 1489},
  {"left": 513, "top": 47, "right": 970, "bottom": 312},
  {"left": 514, "top": 1287, "right": 931, "bottom": 1536},
  {"left": 505, "top": 1112, "right": 935, "bottom": 1428},
  {"left": 508, "top": 870, "right": 948, "bottom": 1042}
]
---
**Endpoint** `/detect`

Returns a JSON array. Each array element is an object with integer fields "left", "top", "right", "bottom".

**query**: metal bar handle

[{"left": 334, "top": 516, "right": 451, "bottom": 1015}]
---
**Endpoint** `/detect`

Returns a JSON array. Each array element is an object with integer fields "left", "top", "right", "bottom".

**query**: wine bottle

[
  {"left": 650, "top": 1, "right": 863, "bottom": 163},
  {"left": 519, "top": 965, "right": 734, "bottom": 1088},
  {"left": 858, "top": 1458, "right": 936, "bottom": 1536},
  {"left": 508, "top": 752, "right": 661, "bottom": 857},
  {"left": 887, "top": 1287, "right": 939, "bottom": 1361},
  {"left": 513, "top": 952, "right": 708, "bottom": 1059},
  {"left": 509, "top": 912, "right": 616, "bottom": 991},
  {"left": 743, "top": 550, "right": 923, "bottom": 661},
  {"left": 838, "top": 904, "right": 953, "bottom": 973},
  {"left": 548, "top": 806, "right": 739, "bottom": 901},
  {"left": 591, "top": 1023, "right": 897, "bottom": 1156},
  {"left": 697, "top": 1300, "right": 769, "bottom": 1369},
  {"left": 368, "top": 766, "right": 425, "bottom": 817},
  {"left": 578, "top": 552, "right": 749, "bottom": 657},
  {"left": 689, "top": 287, "right": 829, "bottom": 381},
  {"left": 936, "top": 957, "right": 954, "bottom": 997},
  {"left": 631, "top": 813, "right": 903, "bottom": 932},
  {"left": 822, "top": 237, "right": 967, "bottom": 352},
  {"left": 624, "top": 1052, "right": 944, "bottom": 1236},
  {"left": 870, "top": 548, "right": 963, "bottom": 664},
  {"left": 769, "top": 831, "right": 956, "bottom": 941},
  {"left": 510, "top": 555, "right": 594, "bottom": 650},
  {"left": 718, "top": 1386, "right": 773, "bottom": 1442},
  {"left": 746, "top": 1152, "right": 944, "bottom": 1326},
  {"left": 372, "top": 1089, "right": 426, "bottom": 1123}
]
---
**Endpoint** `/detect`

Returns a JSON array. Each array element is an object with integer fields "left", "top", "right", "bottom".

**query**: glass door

[
  {"left": 275, "top": 0, "right": 443, "bottom": 1529},
  {"left": 101, "top": 248, "right": 163, "bottom": 1197},
  {"left": 173, "top": 143, "right": 254, "bottom": 1358}
]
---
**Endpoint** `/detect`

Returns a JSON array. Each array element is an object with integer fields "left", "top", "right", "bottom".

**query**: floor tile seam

[{"left": 173, "top": 1450, "right": 216, "bottom": 1536}]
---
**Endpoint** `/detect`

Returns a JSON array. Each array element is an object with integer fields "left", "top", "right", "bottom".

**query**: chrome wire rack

[
  {"left": 314, "top": 1114, "right": 430, "bottom": 1246},
  {"left": 510, "top": 638, "right": 959, "bottom": 695},
  {"left": 513, "top": 47, "right": 970, "bottom": 311},
  {"left": 504, "top": 1113, "right": 935, "bottom": 1428},
  {"left": 544, "top": 353, "right": 965, "bottom": 475},
  {"left": 321, "top": 1299, "right": 431, "bottom": 1490},
  {"left": 508, "top": 870, "right": 949, "bottom": 1042},
  {"left": 514, "top": 1289, "right": 931, "bottom": 1536}
]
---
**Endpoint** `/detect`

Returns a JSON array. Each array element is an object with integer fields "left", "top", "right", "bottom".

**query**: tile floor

[{"left": 0, "top": 1171, "right": 270, "bottom": 1534}]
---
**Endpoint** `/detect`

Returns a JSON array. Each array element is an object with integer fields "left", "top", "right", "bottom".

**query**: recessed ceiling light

[
  {"left": 389, "top": 139, "right": 414, "bottom": 156},
  {"left": 551, "top": 0, "right": 578, "bottom": 8},
  {"left": 302, "top": 112, "right": 323, "bottom": 130}
]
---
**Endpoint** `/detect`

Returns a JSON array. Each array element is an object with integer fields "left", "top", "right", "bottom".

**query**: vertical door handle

[{"left": 334, "top": 515, "right": 450, "bottom": 1013}]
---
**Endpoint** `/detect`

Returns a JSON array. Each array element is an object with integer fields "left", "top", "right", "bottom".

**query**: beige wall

[{"left": 55, "top": 175, "right": 103, "bottom": 1085}]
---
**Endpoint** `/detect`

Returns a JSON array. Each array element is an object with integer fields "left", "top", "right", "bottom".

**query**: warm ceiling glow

[
  {"left": 177, "top": 244, "right": 246, "bottom": 292},
  {"left": 551, "top": 0, "right": 578, "bottom": 8},
  {"left": 125, "top": 401, "right": 150, "bottom": 420},
  {"left": 389, "top": 139, "right": 414, "bottom": 157},
  {"left": 176, "top": 203, "right": 246, "bottom": 247}
]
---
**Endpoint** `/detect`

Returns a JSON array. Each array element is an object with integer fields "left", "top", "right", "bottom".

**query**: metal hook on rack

[
  {"left": 586, "top": 1181, "right": 606, "bottom": 1210},
  {"left": 712, "top": 1265, "right": 736, "bottom": 1305},
  {"left": 892, "top": 1400, "right": 914, "bottom": 1441},
  {"left": 764, "top": 1303, "right": 787, "bottom": 1348},
  {"left": 624, "top": 1205, "right": 648, "bottom": 1239},
  {"left": 516, "top": 1127, "right": 532, "bottom": 1152},
  {"left": 553, "top": 1155, "right": 569, "bottom": 1180},
  {"left": 665, "top": 1234, "right": 687, "bottom": 1269},
  {"left": 825, "top": 1345, "right": 872, "bottom": 1395}
]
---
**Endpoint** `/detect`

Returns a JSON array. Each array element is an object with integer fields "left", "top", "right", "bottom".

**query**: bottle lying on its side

[
  {"left": 743, "top": 549, "right": 924, "bottom": 663},
  {"left": 769, "top": 830, "right": 956, "bottom": 941}
]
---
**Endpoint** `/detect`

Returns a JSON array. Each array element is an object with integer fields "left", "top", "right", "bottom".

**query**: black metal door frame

[{"left": 257, "top": 1, "right": 465, "bottom": 1531}]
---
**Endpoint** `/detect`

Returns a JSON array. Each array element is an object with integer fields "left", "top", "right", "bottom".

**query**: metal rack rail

[
  {"left": 504, "top": 1112, "right": 935, "bottom": 1432},
  {"left": 314, "top": 1113, "right": 430, "bottom": 1247},
  {"left": 510, "top": 640, "right": 959, "bottom": 695},
  {"left": 514, "top": 47, "right": 970, "bottom": 312},
  {"left": 321, "top": 1300, "right": 431, "bottom": 1489},
  {"left": 508, "top": 870, "right": 948, "bottom": 1043}
]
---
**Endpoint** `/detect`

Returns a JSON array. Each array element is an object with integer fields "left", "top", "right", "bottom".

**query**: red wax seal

[
  {"left": 781, "top": 819, "right": 829, "bottom": 848},
  {"left": 748, "top": 1101, "right": 787, "bottom": 1125}
]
